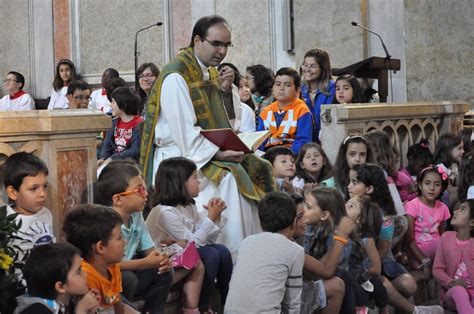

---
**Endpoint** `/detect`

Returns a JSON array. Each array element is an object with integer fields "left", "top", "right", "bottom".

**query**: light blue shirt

[{"left": 121, "top": 212, "right": 155, "bottom": 261}]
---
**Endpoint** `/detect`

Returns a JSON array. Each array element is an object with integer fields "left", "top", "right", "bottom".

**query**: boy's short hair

[
  {"left": 63, "top": 204, "right": 122, "bottom": 261},
  {"left": 275, "top": 67, "right": 301, "bottom": 89},
  {"left": 95, "top": 159, "right": 141, "bottom": 206},
  {"left": 2, "top": 152, "right": 49, "bottom": 191},
  {"left": 262, "top": 146, "right": 295, "bottom": 165},
  {"left": 66, "top": 80, "right": 90, "bottom": 95},
  {"left": 23, "top": 243, "right": 80, "bottom": 300},
  {"left": 105, "top": 77, "right": 128, "bottom": 102},
  {"left": 258, "top": 191, "right": 296, "bottom": 232},
  {"left": 111, "top": 86, "right": 141, "bottom": 115},
  {"left": 8, "top": 71, "right": 25, "bottom": 90}
]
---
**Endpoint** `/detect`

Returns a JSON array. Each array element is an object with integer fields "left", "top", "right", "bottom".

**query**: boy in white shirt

[
  {"left": 1, "top": 71, "right": 35, "bottom": 111},
  {"left": 3, "top": 152, "right": 55, "bottom": 262}
]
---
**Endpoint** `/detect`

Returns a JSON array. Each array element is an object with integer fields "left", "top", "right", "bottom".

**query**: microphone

[
  {"left": 134, "top": 22, "right": 163, "bottom": 90},
  {"left": 351, "top": 21, "right": 391, "bottom": 59}
]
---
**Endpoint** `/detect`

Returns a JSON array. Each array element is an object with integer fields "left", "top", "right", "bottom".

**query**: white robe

[
  {"left": 47, "top": 86, "right": 68, "bottom": 109},
  {"left": 152, "top": 71, "right": 261, "bottom": 258},
  {"left": 0, "top": 93, "right": 35, "bottom": 111}
]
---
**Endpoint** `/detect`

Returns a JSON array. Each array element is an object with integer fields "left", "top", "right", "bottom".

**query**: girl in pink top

[
  {"left": 433, "top": 200, "right": 474, "bottom": 314},
  {"left": 404, "top": 165, "right": 450, "bottom": 272}
]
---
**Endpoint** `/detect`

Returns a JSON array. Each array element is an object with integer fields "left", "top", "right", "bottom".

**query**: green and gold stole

[{"left": 140, "top": 47, "right": 275, "bottom": 201}]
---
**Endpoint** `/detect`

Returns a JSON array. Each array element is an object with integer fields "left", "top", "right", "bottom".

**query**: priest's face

[{"left": 194, "top": 23, "right": 232, "bottom": 67}]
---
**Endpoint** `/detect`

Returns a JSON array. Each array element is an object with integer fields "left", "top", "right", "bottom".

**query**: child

[
  {"left": 346, "top": 168, "right": 442, "bottom": 313},
  {"left": 1, "top": 71, "right": 35, "bottom": 111},
  {"left": 397, "top": 139, "right": 433, "bottom": 203},
  {"left": 458, "top": 152, "right": 474, "bottom": 201},
  {"left": 16, "top": 243, "right": 100, "bottom": 313},
  {"left": 94, "top": 160, "right": 173, "bottom": 313},
  {"left": 433, "top": 200, "right": 474, "bottom": 313},
  {"left": 262, "top": 146, "right": 296, "bottom": 193},
  {"left": 292, "top": 142, "right": 333, "bottom": 193},
  {"left": 293, "top": 193, "right": 354, "bottom": 314},
  {"left": 303, "top": 187, "right": 381, "bottom": 313},
  {"left": 66, "top": 80, "right": 91, "bottom": 109},
  {"left": 98, "top": 87, "right": 143, "bottom": 165},
  {"left": 333, "top": 74, "right": 363, "bottom": 104},
  {"left": 89, "top": 68, "right": 119, "bottom": 114},
  {"left": 225, "top": 192, "right": 304, "bottom": 312},
  {"left": 3, "top": 152, "right": 55, "bottom": 262},
  {"left": 48, "top": 59, "right": 79, "bottom": 110},
  {"left": 333, "top": 135, "right": 372, "bottom": 199},
  {"left": 63, "top": 204, "right": 128, "bottom": 313},
  {"left": 237, "top": 74, "right": 255, "bottom": 111},
  {"left": 434, "top": 133, "right": 465, "bottom": 208},
  {"left": 345, "top": 195, "right": 389, "bottom": 314},
  {"left": 405, "top": 165, "right": 450, "bottom": 270},
  {"left": 146, "top": 157, "right": 232, "bottom": 313},
  {"left": 257, "top": 67, "right": 313, "bottom": 155}
]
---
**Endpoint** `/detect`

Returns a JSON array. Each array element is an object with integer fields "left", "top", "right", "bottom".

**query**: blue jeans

[{"left": 197, "top": 244, "right": 233, "bottom": 310}]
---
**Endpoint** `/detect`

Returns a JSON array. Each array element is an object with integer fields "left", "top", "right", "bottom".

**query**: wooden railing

[{"left": 320, "top": 101, "right": 470, "bottom": 168}]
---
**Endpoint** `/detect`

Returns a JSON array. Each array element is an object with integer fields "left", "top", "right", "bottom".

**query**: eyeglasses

[
  {"left": 302, "top": 63, "right": 320, "bottom": 70},
  {"left": 74, "top": 95, "right": 92, "bottom": 101},
  {"left": 3, "top": 79, "right": 18, "bottom": 83},
  {"left": 138, "top": 73, "right": 156, "bottom": 80},
  {"left": 118, "top": 186, "right": 147, "bottom": 197},
  {"left": 202, "top": 38, "right": 233, "bottom": 49}
]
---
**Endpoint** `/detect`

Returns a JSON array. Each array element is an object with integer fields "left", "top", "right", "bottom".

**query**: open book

[{"left": 201, "top": 129, "right": 271, "bottom": 154}]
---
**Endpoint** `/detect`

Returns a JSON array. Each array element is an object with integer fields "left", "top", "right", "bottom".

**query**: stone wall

[
  {"left": 0, "top": 0, "right": 472, "bottom": 105},
  {"left": 0, "top": 0, "right": 33, "bottom": 96},
  {"left": 404, "top": 0, "right": 473, "bottom": 104}
]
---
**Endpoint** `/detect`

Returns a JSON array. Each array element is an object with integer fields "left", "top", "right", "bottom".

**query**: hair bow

[
  {"left": 437, "top": 166, "right": 448, "bottom": 181},
  {"left": 419, "top": 139, "right": 429, "bottom": 148}
]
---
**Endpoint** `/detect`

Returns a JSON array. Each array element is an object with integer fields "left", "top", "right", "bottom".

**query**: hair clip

[{"left": 343, "top": 135, "right": 367, "bottom": 145}]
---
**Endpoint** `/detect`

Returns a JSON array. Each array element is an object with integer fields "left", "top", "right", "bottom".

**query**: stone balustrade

[
  {"left": 0, "top": 110, "right": 111, "bottom": 239},
  {"left": 320, "top": 101, "right": 470, "bottom": 168}
]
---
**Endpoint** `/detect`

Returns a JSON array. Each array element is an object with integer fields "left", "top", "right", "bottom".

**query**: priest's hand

[
  {"left": 214, "top": 150, "right": 244, "bottom": 163},
  {"left": 218, "top": 65, "right": 234, "bottom": 93}
]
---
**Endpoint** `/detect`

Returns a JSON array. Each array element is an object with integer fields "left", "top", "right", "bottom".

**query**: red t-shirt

[{"left": 113, "top": 115, "right": 143, "bottom": 153}]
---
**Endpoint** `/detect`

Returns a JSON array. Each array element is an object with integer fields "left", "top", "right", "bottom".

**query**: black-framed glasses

[
  {"left": 202, "top": 38, "right": 233, "bottom": 49},
  {"left": 74, "top": 95, "right": 91, "bottom": 101},
  {"left": 138, "top": 73, "right": 156, "bottom": 80}
]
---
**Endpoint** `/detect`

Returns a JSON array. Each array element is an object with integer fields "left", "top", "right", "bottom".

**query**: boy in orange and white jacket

[{"left": 257, "top": 67, "right": 312, "bottom": 155}]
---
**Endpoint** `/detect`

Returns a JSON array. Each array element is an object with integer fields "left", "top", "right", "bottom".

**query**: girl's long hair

[
  {"left": 352, "top": 163, "right": 396, "bottom": 216},
  {"left": 433, "top": 133, "right": 463, "bottom": 167},
  {"left": 333, "top": 74, "right": 364, "bottom": 104},
  {"left": 366, "top": 130, "right": 399, "bottom": 178},
  {"left": 152, "top": 157, "right": 197, "bottom": 207},
  {"left": 458, "top": 153, "right": 474, "bottom": 202},
  {"left": 305, "top": 187, "right": 361, "bottom": 259},
  {"left": 333, "top": 136, "right": 372, "bottom": 198},
  {"left": 52, "top": 59, "right": 78, "bottom": 91},
  {"left": 303, "top": 49, "right": 332, "bottom": 95},
  {"left": 355, "top": 195, "right": 383, "bottom": 239},
  {"left": 295, "top": 143, "right": 332, "bottom": 184}
]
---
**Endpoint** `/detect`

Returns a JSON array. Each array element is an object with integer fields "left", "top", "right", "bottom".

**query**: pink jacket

[{"left": 433, "top": 231, "right": 474, "bottom": 302}]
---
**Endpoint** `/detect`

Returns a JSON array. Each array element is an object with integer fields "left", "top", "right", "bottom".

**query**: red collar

[
  {"left": 101, "top": 88, "right": 107, "bottom": 96},
  {"left": 10, "top": 90, "right": 26, "bottom": 100}
]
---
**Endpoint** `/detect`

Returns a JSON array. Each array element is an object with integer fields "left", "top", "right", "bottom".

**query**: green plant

[{"left": 0, "top": 205, "right": 24, "bottom": 313}]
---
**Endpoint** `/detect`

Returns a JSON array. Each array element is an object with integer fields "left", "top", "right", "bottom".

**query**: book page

[{"left": 237, "top": 130, "right": 270, "bottom": 150}]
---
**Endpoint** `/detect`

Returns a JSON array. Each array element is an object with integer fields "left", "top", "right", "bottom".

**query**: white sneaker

[{"left": 413, "top": 305, "right": 444, "bottom": 313}]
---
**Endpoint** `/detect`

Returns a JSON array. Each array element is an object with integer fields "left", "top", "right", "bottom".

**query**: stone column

[{"left": 0, "top": 110, "right": 110, "bottom": 239}]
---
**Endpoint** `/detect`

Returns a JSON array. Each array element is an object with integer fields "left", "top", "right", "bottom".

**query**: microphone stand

[
  {"left": 352, "top": 22, "right": 394, "bottom": 102},
  {"left": 134, "top": 22, "right": 162, "bottom": 91}
]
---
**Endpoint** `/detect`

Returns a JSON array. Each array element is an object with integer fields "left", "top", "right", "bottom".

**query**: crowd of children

[{"left": 1, "top": 46, "right": 473, "bottom": 314}]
